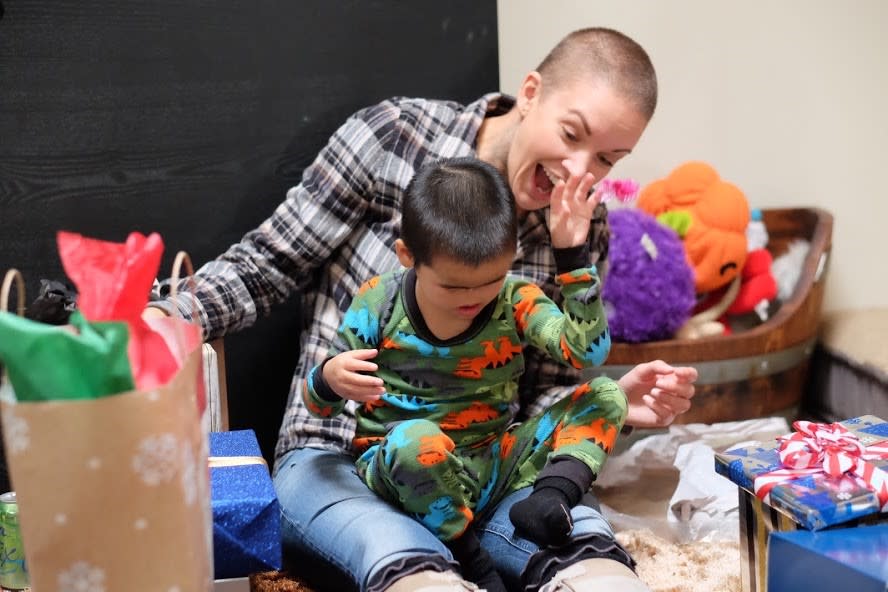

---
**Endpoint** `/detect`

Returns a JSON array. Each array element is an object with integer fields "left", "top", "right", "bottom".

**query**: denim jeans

[{"left": 273, "top": 447, "right": 620, "bottom": 592}]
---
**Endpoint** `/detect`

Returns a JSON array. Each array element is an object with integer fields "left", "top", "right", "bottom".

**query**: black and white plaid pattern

[{"left": 156, "top": 94, "right": 610, "bottom": 464}]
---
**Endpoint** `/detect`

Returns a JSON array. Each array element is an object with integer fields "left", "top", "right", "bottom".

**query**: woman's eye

[
  {"left": 563, "top": 128, "right": 578, "bottom": 142},
  {"left": 598, "top": 155, "right": 614, "bottom": 167}
]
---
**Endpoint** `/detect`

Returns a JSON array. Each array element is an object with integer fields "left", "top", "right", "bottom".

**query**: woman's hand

[
  {"left": 620, "top": 360, "right": 698, "bottom": 428},
  {"left": 548, "top": 159, "right": 600, "bottom": 249},
  {"left": 323, "top": 349, "right": 386, "bottom": 402}
]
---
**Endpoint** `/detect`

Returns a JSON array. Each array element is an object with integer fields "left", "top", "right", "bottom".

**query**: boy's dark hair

[
  {"left": 537, "top": 27, "right": 658, "bottom": 121},
  {"left": 401, "top": 157, "right": 518, "bottom": 268}
]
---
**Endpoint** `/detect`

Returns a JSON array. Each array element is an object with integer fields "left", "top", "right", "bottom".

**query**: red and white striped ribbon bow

[{"left": 753, "top": 420, "right": 888, "bottom": 510}]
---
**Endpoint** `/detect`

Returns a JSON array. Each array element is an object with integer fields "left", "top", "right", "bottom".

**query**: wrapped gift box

[
  {"left": 210, "top": 430, "right": 282, "bottom": 579},
  {"left": 714, "top": 415, "right": 888, "bottom": 592},
  {"left": 767, "top": 524, "right": 888, "bottom": 591}
]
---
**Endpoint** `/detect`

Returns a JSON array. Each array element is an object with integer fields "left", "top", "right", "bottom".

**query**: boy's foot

[
  {"left": 447, "top": 532, "right": 507, "bottom": 592},
  {"left": 509, "top": 486, "right": 574, "bottom": 547},
  {"left": 510, "top": 458, "right": 594, "bottom": 547}
]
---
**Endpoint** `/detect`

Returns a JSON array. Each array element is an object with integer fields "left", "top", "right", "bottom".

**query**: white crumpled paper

[{"left": 596, "top": 417, "right": 790, "bottom": 544}]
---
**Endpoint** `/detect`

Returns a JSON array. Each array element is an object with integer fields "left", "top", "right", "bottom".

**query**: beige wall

[{"left": 498, "top": 0, "right": 888, "bottom": 312}]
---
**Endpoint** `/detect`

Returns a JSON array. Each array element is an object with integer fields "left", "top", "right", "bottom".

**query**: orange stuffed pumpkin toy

[{"left": 636, "top": 161, "right": 750, "bottom": 295}]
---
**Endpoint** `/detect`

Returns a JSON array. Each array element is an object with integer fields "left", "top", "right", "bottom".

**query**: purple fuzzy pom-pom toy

[{"left": 602, "top": 208, "right": 696, "bottom": 343}]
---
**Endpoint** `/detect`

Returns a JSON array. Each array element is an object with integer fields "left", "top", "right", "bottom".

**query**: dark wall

[{"left": 0, "top": 1, "right": 499, "bottom": 469}]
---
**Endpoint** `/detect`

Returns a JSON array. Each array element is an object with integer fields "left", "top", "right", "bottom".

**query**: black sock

[
  {"left": 447, "top": 530, "right": 507, "bottom": 592},
  {"left": 509, "top": 458, "right": 594, "bottom": 547}
]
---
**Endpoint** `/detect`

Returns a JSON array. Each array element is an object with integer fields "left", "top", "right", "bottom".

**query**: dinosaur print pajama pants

[{"left": 354, "top": 375, "right": 627, "bottom": 541}]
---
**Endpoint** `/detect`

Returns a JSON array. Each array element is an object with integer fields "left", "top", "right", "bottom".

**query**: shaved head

[{"left": 536, "top": 27, "right": 658, "bottom": 121}]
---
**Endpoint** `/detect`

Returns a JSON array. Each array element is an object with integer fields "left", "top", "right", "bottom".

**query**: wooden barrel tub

[{"left": 595, "top": 207, "right": 834, "bottom": 424}]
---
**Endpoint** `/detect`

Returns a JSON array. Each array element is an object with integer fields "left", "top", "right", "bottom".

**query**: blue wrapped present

[
  {"left": 209, "top": 430, "right": 282, "bottom": 579},
  {"left": 714, "top": 415, "right": 888, "bottom": 592},
  {"left": 768, "top": 524, "right": 888, "bottom": 591},
  {"left": 715, "top": 415, "right": 888, "bottom": 530}
]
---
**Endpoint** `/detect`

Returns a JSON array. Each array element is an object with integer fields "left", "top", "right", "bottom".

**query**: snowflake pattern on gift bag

[
  {"left": 0, "top": 402, "right": 29, "bottom": 455},
  {"left": 132, "top": 433, "right": 179, "bottom": 486},
  {"left": 180, "top": 439, "right": 200, "bottom": 506},
  {"left": 58, "top": 560, "right": 106, "bottom": 592}
]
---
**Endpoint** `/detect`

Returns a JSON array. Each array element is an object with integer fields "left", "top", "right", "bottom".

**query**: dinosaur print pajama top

[{"left": 304, "top": 253, "right": 628, "bottom": 541}]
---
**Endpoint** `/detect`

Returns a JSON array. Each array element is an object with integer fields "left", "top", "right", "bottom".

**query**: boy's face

[
  {"left": 413, "top": 251, "right": 514, "bottom": 323},
  {"left": 507, "top": 73, "right": 648, "bottom": 213}
]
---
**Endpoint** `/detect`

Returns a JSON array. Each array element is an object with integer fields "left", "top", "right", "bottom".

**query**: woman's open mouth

[{"left": 531, "top": 164, "right": 559, "bottom": 203}]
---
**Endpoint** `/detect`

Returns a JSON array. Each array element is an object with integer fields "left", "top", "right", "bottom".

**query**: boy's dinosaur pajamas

[{"left": 304, "top": 258, "right": 627, "bottom": 541}]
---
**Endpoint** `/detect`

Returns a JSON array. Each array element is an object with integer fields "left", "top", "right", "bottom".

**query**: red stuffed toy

[
  {"left": 722, "top": 209, "right": 778, "bottom": 332},
  {"left": 681, "top": 208, "right": 778, "bottom": 337}
]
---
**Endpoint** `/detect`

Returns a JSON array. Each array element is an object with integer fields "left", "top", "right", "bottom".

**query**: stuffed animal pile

[{"left": 603, "top": 162, "right": 777, "bottom": 342}]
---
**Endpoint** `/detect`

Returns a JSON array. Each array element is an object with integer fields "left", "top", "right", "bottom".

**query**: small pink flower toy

[{"left": 597, "top": 178, "right": 640, "bottom": 203}]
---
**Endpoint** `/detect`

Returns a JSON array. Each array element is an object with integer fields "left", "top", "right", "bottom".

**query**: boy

[{"left": 304, "top": 157, "right": 627, "bottom": 591}]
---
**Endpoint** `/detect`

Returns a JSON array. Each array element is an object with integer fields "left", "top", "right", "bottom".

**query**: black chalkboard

[{"left": 0, "top": 1, "right": 498, "bottom": 471}]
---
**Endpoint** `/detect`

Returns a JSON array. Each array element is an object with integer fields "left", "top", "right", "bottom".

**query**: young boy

[{"left": 303, "top": 157, "right": 627, "bottom": 591}]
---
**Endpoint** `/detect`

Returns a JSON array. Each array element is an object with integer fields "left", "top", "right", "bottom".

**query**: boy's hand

[
  {"left": 323, "top": 349, "right": 386, "bottom": 402},
  {"left": 620, "top": 360, "right": 698, "bottom": 428},
  {"left": 548, "top": 159, "right": 600, "bottom": 249}
]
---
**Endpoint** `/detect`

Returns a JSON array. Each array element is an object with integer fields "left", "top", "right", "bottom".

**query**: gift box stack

[
  {"left": 715, "top": 414, "right": 888, "bottom": 592},
  {"left": 210, "top": 429, "right": 282, "bottom": 586}
]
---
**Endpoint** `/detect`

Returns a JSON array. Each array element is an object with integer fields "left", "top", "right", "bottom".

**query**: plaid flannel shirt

[{"left": 156, "top": 93, "right": 610, "bottom": 465}]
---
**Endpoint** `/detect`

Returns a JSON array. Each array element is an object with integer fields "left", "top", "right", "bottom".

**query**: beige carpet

[
  {"left": 617, "top": 529, "right": 740, "bottom": 592},
  {"left": 597, "top": 464, "right": 741, "bottom": 592}
]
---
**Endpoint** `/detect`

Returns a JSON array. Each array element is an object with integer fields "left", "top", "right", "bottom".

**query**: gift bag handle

[
  {"left": 166, "top": 250, "right": 230, "bottom": 428},
  {"left": 169, "top": 250, "right": 197, "bottom": 317},
  {"left": 1, "top": 269, "right": 25, "bottom": 384},
  {"left": 1, "top": 269, "right": 25, "bottom": 316}
]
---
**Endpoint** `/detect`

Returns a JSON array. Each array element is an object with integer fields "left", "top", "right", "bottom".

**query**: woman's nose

[{"left": 566, "top": 152, "right": 596, "bottom": 177}]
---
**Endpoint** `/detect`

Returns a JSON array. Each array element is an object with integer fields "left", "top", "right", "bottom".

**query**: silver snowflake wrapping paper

[{"left": 0, "top": 349, "right": 213, "bottom": 592}]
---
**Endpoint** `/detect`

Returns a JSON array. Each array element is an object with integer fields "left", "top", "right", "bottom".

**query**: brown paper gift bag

[{"left": 0, "top": 259, "right": 213, "bottom": 592}]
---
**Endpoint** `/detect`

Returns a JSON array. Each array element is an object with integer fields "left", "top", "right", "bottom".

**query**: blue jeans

[{"left": 273, "top": 447, "right": 620, "bottom": 592}]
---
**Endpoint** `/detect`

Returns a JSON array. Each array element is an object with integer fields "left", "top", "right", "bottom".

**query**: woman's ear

[
  {"left": 394, "top": 239, "right": 415, "bottom": 268},
  {"left": 516, "top": 71, "right": 543, "bottom": 117}
]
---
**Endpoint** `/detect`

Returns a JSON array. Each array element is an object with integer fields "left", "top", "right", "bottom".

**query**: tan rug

[
  {"left": 250, "top": 570, "right": 316, "bottom": 591},
  {"left": 596, "top": 464, "right": 741, "bottom": 592},
  {"left": 616, "top": 530, "right": 740, "bottom": 592}
]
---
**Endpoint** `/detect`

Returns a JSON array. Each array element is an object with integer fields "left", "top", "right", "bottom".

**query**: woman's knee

[
  {"left": 383, "top": 569, "right": 480, "bottom": 592},
  {"left": 539, "top": 558, "right": 649, "bottom": 592}
]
